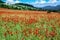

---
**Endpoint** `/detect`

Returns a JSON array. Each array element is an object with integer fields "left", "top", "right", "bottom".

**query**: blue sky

[{"left": 2, "top": 0, "right": 60, "bottom": 7}]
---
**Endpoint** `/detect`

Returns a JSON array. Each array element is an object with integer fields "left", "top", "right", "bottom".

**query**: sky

[{"left": 2, "top": 0, "right": 60, "bottom": 7}]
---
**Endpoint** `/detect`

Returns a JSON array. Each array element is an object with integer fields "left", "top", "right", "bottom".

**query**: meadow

[{"left": 0, "top": 8, "right": 60, "bottom": 40}]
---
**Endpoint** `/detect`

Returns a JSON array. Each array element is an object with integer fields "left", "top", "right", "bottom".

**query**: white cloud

[
  {"left": 30, "top": 0, "right": 58, "bottom": 4},
  {"left": 48, "top": 0, "right": 57, "bottom": 3},
  {"left": 40, "top": 0, "right": 46, "bottom": 4},
  {"left": 6, "top": 0, "right": 14, "bottom": 4},
  {"left": 15, "top": 0, "right": 20, "bottom": 3},
  {"left": 6, "top": 0, "right": 20, "bottom": 4},
  {"left": 32, "top": 0, "right": 46, "bottom": 4},
  {"left": 29, "top": 0, "right": 59, "bottom": 7}
]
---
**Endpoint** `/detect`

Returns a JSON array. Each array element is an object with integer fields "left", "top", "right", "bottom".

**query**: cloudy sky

[{"left": 2, "top": 0, "right": 60, "bottom": 7}]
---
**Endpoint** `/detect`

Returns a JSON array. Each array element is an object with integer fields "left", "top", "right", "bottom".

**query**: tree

[{"left": 47, "top": 10, "right": 51, "bottom": 13}]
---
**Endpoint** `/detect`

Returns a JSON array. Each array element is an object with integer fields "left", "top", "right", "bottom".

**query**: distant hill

[
  {"left": 14, "top": 3, "right": 34, "bottom": 7},
  {"left": 42, "top": 5, "right": 60, "bottom": 10},
  {"left": 0, "top": 0, "right": 4, "bottom": 3}
]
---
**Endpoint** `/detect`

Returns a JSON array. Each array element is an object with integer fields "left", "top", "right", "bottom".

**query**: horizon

[{"left": 2, "top": 0, "right": 60, "bottom": 7}]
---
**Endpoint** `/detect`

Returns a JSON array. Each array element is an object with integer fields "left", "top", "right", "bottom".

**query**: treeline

[{"left": 46, "top": 10, "right": 60, "bottom": 13}]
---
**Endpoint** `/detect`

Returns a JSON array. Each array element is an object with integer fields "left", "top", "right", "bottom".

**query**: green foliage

[{"left": 47, "top": 10, "right": 51, "bottom": 13}]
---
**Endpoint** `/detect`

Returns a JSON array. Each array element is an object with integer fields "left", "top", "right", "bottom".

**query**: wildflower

[
  {"left": 8, "top": 31, "right": 13, "bottom": 35},
  {"left": 45, "top": 28, "right": 49, "bottom": 37},
  {"left": 22, "top": 38, "right": 24, "bottom": 40},
  {"left": 28, "top": 18, "right": 37, "bottom": 24},
  {"left": 4, "top": 32, "right": 7, "bottom": 37},
  {"left": 34, "top": 28, "right": 40, "bottom": 35},
  {"left": 24, "top": 33, "right": 28, "bottom": 37},
  {"left": 52, "top": 25, "right": 56, "bottom": 30},
  {"left": 28, "top": 28, "right": 32, "bottom": 34},
  {"left": 49, "top": 31, "right": 56, "bottom": 37}
]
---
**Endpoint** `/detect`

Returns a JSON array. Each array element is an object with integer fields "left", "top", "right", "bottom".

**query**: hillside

[
  {"left": 0, "top": 1, "right": 42, "bottom": 11},
  {"left": 0, "top": 0, "right": 4, "bottom": 3},
  {"left": 42, "top": 5, "right": 60, "bottom": 10},
  {"left": 14, "top": 3, "right": 34, "bottom": 7}
]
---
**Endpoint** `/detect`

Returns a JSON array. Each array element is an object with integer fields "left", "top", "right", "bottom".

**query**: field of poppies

[{"left": 0, "top": 9, "right": 60, "bottom": 40}]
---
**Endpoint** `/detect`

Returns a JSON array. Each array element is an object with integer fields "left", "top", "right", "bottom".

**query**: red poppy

[
  {"left": 36, "top": 28, "right": 40, "bottom": 31},
  {"left": 38, "top": 34, "right": 41, "bottom": 37},
  {"left": 28, "top": 18, "right": 37, "bottom": 24},
  {"left": 41, "top": 35, "right": 44, "bottom": 40},
  {"left": 19, "top": 17, "right": 26, "bottom": 22},
  {"left": 4, "top": 32, "right": 7, "bottom": 37},
  {"left": 40, "top": 16, "right": 43, "bottom": 18},
  {"left": 34, "top": 30, "right": 38, "bottom": 35},
  {"left": 22, "top": 38, "right": 24, "bottom": 40},
  {"left": 23, "top": 29, "right": 26, "bottom": 33},
  {"left": 13, "top": 18, "right": 19, "bottom": 23},
  {"left": 28, "top": 28, "right": 32, "bottom": 34},
  {"left": 49, "top": 31, "right": 56, "bottom": 37},
  {"left": 34, "top": 28, "right": 40, "bottom": 35},
  {"left": 24, "top": 33, "right": 28, "bottom": 37},
  {"left": 2, "top": 17, "right": 9, "bottom": 22},
  {"left": 45, "top": 28, "right": 49, "bottom": 37},
  {"left": 8, "top": 31, "right": 13, "bottom": 35},
  {"left": 52, "top": 25, "right": 56, "bottom": 30}
]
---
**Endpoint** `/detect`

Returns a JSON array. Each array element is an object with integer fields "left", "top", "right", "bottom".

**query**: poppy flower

[
  {"left": 24, "top": 33, "right": 28, "bottom": 37},
  {"left": 28, "top": 28, "right": 32, "bottom": 34},
  {"left": 28, "top": 18, "right": 37, "bottom": 24},
  {"left": 45, "top": 28, "right": 49, "bottom": 37},
  {"left": 4, "top": 32, "right": 7, "bottom": 37},
  {"left": 38, "top": 34, "right": 41, "bottom": 37},
  {"left": 8, "top": 31, "right": 13, "bottom": 35},
  {"left": 22, "top": 38, "right": 24, "bottom": 40},
  {"left": 49, "top": 31, "right": 56, "bottom": 37},
  {"left": 34, "top": 30, "right": 38, "bottom": 35}
]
